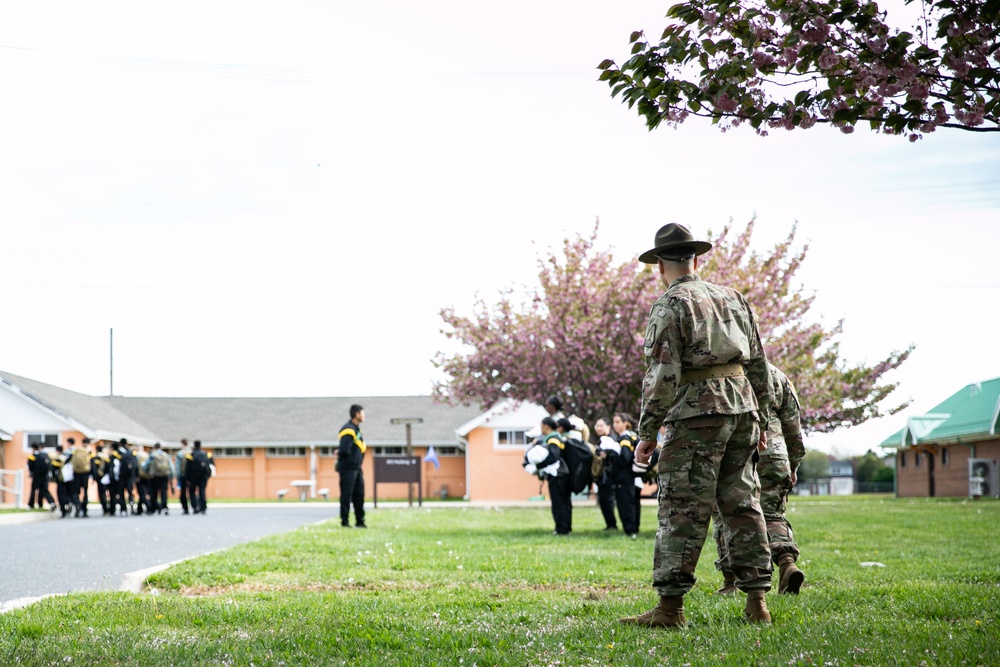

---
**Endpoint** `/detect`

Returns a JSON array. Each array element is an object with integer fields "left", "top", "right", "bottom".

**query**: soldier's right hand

[{"left": 635, "top": 440, "right": 656, "bottom": 465}]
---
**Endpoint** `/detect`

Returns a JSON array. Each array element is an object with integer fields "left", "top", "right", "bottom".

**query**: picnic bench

[{"left": 290, "top": 479, "right": 315, "bottom": 502}]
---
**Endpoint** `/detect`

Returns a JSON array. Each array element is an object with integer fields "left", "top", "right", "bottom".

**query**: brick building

[
  {"left": 881, "top": 377, "right": 1000, "bottom": 498},
  {"left": 0, "top": 371, "right": 578, "bottom": 505}
]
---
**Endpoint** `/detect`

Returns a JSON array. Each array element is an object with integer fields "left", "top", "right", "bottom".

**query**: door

[{"left": 928, "top": 450, "right": 935, "bottom": 497}]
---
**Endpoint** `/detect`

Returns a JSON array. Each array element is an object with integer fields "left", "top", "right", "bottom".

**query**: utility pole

[{"left": 390, "top": 417, "right": 423, "bottom": 505}]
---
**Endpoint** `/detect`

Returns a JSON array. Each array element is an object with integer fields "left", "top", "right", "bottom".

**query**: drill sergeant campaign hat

[{"left": 638, "top": 223, "right": 713, "bottom": 264}]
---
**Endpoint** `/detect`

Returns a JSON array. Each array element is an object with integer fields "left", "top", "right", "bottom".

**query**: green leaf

[
  {"left": 597, "top": 59, "right": 615, "bottom": 70},
  {"left": 702, "top": 39, "right": 717, "bottom": 56},
  {"left": 629, "top": 30, "right": 643, "bottom": 43}
]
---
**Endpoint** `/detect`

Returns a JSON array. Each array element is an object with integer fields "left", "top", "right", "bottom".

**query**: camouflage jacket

[
  {"left": 638, "top": 274, "right": 773, "bottom": 441},
  {"left": 762, "top": 363, "right": 805, "bottom": 468}
]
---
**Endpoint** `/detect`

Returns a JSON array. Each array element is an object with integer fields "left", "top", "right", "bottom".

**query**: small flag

[{"left": 423, "top": 445, "right": 440, "bottom": 470}]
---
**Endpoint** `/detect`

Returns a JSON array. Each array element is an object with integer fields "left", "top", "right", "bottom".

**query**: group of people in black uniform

[
  {"left": 25, "top": 437, "right": 214, "bottom": 517},
  {"left": 523, "top": 396, "right": 661, "bottom": 538}
]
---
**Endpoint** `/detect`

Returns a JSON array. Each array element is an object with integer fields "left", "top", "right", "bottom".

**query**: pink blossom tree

[
  {"left": 434, "top": 220, "right": 912, "bottom": 433},
  {"left": 597, "top": 0, "right": 999, "bottom": 139}
]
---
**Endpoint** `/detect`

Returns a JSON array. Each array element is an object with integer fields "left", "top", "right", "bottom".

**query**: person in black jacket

[
  {"left": 593, "top": 417, "right": 619, "bottom": 531},
  {"left": 185, "top": 440, "right": 213, "bottom": 514},
  {"left": 522, "top": 416, "right": 572, "bottom": 535},
  {"left": 109, "top": 439, "right": 136, "bottom": 516},
  {"left": 337, "top": 404, "right": 367, "bottom": 528},
  {"left": 26, "top": 443, "right": 56, "bottom": 510},
  {"left": 612, "top": 413, "right": 640, "bottom": 538}
]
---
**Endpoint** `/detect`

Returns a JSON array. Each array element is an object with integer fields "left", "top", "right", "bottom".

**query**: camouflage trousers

[
  {"left": 653, "top": 412, "right": 772, "bottom": 597},
  {"left": 714, "top": 455, "right": 799, "bottom": 573}
]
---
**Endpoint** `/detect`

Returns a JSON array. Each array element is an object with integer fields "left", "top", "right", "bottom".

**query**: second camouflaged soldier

[
  {"left": 620, "top": 223, "right": 775, "bottom": 628},
  {"left": 715, "top": 362, "right": 806, "bottom": 594}
]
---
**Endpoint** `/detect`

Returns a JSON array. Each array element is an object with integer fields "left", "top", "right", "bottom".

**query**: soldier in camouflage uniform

[
  {"left": 619, "top": 223, "right": 775, "bottom": 628},
  {"left": 714, "top": 362, "right": 806, "bottom": 594}
]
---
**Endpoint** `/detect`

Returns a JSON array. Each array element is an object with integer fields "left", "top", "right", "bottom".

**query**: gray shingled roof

[
  {"left": 0, "top": 371, "right": 482, "bottom": 446},
  {"left": 106, "top": 396, "right": 482, "bottom": 445},
  {"left": 0, "top": 371, "right": 159, "bottom": 441}
]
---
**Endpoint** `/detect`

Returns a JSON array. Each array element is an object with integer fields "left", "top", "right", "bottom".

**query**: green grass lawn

[{"left": 2, "top": 497, "right": 998, "bottom": 666}]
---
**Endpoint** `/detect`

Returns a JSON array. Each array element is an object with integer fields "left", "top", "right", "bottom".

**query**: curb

[{"left": 0, "top": 511, "right": 58, "bottom": 526}]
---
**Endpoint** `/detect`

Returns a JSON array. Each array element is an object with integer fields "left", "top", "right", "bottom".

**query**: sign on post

[{"left": 373, "top": 456, "right": 422, "bottom": 507}]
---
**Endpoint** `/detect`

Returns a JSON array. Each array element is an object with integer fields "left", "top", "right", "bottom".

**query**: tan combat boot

[
  {"left": 777, "top": 554, "right": 805, "bottom": 594},
  {"left": 715, "top": 572, "right": 738, "bottom": 595},
  {"left": 618, "top": 595, "right": 686, "bottom": 628},
  {"left": 744, "top": 590, "right": 771, "bottom": 624}
]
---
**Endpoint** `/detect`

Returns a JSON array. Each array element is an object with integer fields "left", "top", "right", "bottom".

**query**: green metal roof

[{"left": 881, "top": 377, "right": 1000, "bottom": 448}]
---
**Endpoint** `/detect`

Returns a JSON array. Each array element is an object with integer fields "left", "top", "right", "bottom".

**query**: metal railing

[
  {"left": 854, "top": 481, "right": 895, "bottom": 494},
  {"left": 0, "top": 469, "right": 25, "bottom": 508}
]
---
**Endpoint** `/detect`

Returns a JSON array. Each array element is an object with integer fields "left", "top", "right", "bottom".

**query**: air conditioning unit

[{"left": 968, "top": 459, "right": 999, "bottom": 498}]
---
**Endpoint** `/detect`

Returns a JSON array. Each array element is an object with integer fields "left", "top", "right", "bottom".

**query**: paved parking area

[{"left": 0, "top": 505, "right": 339, "bottom": 609}]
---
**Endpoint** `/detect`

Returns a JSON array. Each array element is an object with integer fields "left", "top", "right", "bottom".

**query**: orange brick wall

[{"left": 466, "top": 427, "right": 547, "bottom": 502}]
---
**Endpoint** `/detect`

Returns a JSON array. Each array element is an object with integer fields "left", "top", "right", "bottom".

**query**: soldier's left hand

[{"left": 757, "top": 431, "right": 767, "bottom": 452}]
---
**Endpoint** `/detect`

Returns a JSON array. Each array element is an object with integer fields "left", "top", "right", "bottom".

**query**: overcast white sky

[{"left": 1, "top": 1, "right": 998, "bottom": 456}]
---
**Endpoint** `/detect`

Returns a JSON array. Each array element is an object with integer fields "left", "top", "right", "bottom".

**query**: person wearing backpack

[
  {"left": 520, "top": 416, "right": 572, "bottom": 535},
  {"left": 69, "top": 437, "right": 94, "bottom": 517},
  {"left": 175, "top": 438, "right": 193, "bottom": 514},
  {"left": 135, "top": 445, "right": 154, "bottom": 515},
  {"left": 26, "top": 442, "right": 56, "bottom": 510},
  {"left": 149, "top": 442, "right": 173, "bottom": 515},
  {"left": 185, "top": 440, "right": 213, "bottom": 514},
  {"left": 92, "top": 442, "right": 112, "bottom": 516}
]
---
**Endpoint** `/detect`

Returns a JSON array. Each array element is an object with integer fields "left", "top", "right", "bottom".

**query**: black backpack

[
  {"left": 32, "top": 451, "right": 50, "bottom": 476},
  {"left": 189, "top": 450, "right": 210, "bottom": 481},
  {"left": 122, "top": 449, "right": 139, "bottom": 478},
  {"left": 562, "top": 438, "right": 596, "bottom": 494}
]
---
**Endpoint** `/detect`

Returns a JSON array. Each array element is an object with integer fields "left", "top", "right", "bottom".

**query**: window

[
  {"left": 371, "top": 446, "right": 405, "bottom": 456},
  {"left": 435, "top": 446, "right": 461, "bottom": 456},
  {"left": 941, "top": 448, "right": 948, "bottom": 465},
  {"left": 496, "top": 430, "right": 529, "bottom": 448},
  {"left": 900, "top": 452, "right": 906, "bottom": 468},
  {"left": 319, "top": 446, "right": 336, "bottom": 457},
  {"left": 26, "top": 433, "right": 59, "bottom": 452},
  {"left": 266, "top": 447, "right": 307, "bottom": 458},
  {"left": 915, "top": 452, "right": 921, "bottom": 467},
  {"left": 213, "top": 447, "right": 253, "bottom": 458}
]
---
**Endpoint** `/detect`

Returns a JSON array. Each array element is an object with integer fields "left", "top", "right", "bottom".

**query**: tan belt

[{"left": 680, "top": 363, "right": 745, "bottom": 385}]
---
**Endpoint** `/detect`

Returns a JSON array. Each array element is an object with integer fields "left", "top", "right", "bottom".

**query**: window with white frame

[
  {"left": 25, "top": 433, "right": 59, "bottom": 452},
  {"left": 495, "top": 429, "right": 529, "bottom": 448},
  {"left": 435, "top": 446, "right": 461, "bottom": 456},
  {"left": 266, "top": 447, "right": 308, "bottom": 458}
]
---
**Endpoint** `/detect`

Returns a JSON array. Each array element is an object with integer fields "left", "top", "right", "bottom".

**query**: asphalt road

[{"left": 0, "top": 504, "right": 340, "bottom": 607}]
